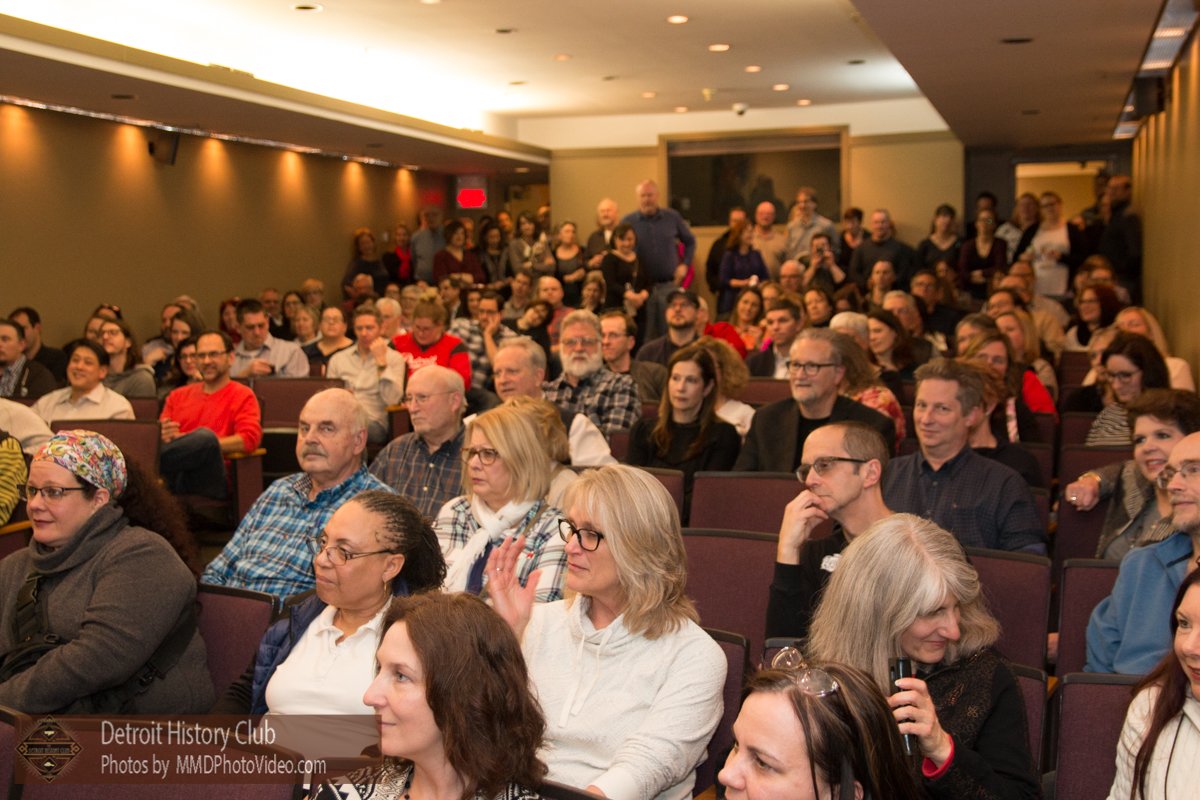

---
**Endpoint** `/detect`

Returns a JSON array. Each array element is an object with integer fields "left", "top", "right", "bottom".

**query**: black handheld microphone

[{"left": 889, "top": 656, "right": 919, "bottom": 756}]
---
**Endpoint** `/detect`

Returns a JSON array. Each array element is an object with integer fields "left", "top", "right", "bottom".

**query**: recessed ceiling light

[
  {"left": 796, "top": 98, "right": 812, "bottom": 106},
  {"left": 667, "top": 15, "right": 688, "bottom": 24},
  {"left": 744, "top": 65, "right": 762, "bottom": 73},
  {"left": 641, "top": 91, "right": 657, "bottom": 99},
  {"left": 553, "top": 53, "right": 572, "bottom": 62},
  {"left": 509, "top": 80, "right": 527, "bottom": 86},
  {"left": 419, "top": 0, "right": 441, "bottom": 5},
  {"left": 674, "top": 106, "right": 688, "bottom": 113},
  {"left": 772, "top": 83, "right": 789, "bottom": 92},
  {"left": 601, "top": 75, "right": 618, "bottom": 81},
  {"left": 292, "top": 3, "right": 323, "bottom": 11},
  {"left": 1001, "top": 37, "right": 1033, "bottom": 44},
  {"left": 847, "top": 59, "right": 865, "bottom": 65},
  {"left": 708, "top": 43, "right": 731, "bottom": 53},
  {"left": 495, "top": 28, "right": 515, "bottom": 34},
  {"left": 1123, "top": 104, "right": 1135, "bottom": 113},
  {"left": 110, "top": 93, "right": 136, "bottom": 100},
  {"left": 514, "top": 167, "right": 530, "bottom": 173}
]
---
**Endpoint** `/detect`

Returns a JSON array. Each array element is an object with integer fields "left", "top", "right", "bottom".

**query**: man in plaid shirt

[
  {"left": 201, "top": 388, "right": 391, "bottom": 597},
  {"left": 542, "top": 310, "right": 640, "bottom": 436},
  {"left": 448, "top": 290, "right": 514, "bottom": 392}
]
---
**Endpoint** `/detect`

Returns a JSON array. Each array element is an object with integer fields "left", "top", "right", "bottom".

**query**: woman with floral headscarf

[{"left": 0, "top": 430, "right": 212, "bottom": 713}]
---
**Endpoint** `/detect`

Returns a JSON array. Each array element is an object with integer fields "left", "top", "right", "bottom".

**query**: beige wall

[
  {"left": 846, "top": 131, "right": 965, "bottom": 244},
  {"left": 549, "top": 130, "right": 965, "bottom": 301},
  {"left": 549, "top": 147, "right": 660, "bottom": 235},
  {"left": 0, "top": 102, "right": 445, "bottom": 346},
  {"left": 1133, "top": 32, "right": 1200, "bottom": 385}
]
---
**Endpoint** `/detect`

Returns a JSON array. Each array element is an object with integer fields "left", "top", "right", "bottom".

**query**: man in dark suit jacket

[
  {"left": 735, "top": 329, "right": 895, "bottom": 472},
  {"left": 747, "top": 298, "right": 802, "bottom": 379}
]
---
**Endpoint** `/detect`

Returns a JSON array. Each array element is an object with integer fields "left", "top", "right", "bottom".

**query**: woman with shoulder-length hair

[
  {"left": 807, "top": 514, "right": 1039, "bottom": 799},
  {"left": 1114, "top": 306, "right": 1196, "bottom": 391},
  {"left": 487, "top": 465, "right": 726, "bottom": 799},
  {"left": 1085, "top": 332, "right": 1172, "bottom": 447},
  {"left": 963, "top": 330, "right": 1051, "bottom": 443},
  {"left": 1107, "top": 568, "right": 1200, "bottom": 800},
  {"left": 311, "top": 592, "right": 546, "bottom": 800},
  {"left": 720, "top": 659, "right": 922, "bottom": 800},
  {"left": 434, "top": 404, "right": 565, "bottom": 603},
  {"left": 827, "top": 329, "right": 905, "bottom": 444},
  {"left": 693, "top": 335, "right": 755, "bottom": 439},
  {"left": 626, "top": 345, "right": 740, "bottom": 513}
]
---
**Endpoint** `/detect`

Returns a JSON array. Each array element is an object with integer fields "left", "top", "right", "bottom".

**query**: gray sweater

[{"left": 0, "top": 503, "right": 213, "bottom": 713}]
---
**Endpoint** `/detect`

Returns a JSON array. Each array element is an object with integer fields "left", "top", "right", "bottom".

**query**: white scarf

[{"left": 443, "top": 496, "right": 537, "bottom": 593}]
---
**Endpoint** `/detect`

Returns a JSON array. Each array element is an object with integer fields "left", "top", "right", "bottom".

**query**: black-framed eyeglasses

[
  {"left": 1108, "top": 369, "right": 1142, "bottom": 383},
  {"left": 462, "top": 447, "right": 500, "bottom": 466},
  {"left": 558, "top": 519, "right": 605, "bottom": 551},
  {"left": 770, "top": 647, "right": 840, "bottom": 697},
  {"left": 785, "top": 361, "right": 838, "bottom": 376},
  {"left": 307, "top": 533, "right": 396, "bottom": 566},
  {"left": 18, "top": 484, "right": 87, "bottom": 502},
  {"left": 1156, "top": 462, "right": 1200, "bottom": 490},
  {"left": 796, "top": 457, "right": 868, "bottom": 483}
]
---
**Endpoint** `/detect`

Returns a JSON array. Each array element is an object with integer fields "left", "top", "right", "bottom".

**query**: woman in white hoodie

[{"left": 488, "top": 464, "right": 726, "bottom": 800}]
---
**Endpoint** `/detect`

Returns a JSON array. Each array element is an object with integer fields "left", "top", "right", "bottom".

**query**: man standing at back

[
  {"left": 202, "top": 388, "right": 390, "bottom": 597},
  {"left": 410, "top": 207, "right": 446, "bottom": 286},
  {"left": 1098, "top": 174, "right": 1142, "bottom": 302},
  {"left": 751, "top": 201, "right": 787, "bottom": 279},
  {"left": 585, "top": 198, "right": 620, "bottom": 269},
  {"left": 883, "top": 358, "right": 1045, "bottom": 553},
  {"left": 622, "top": 179, "right": 696, "bottom": 341},
  {"left": 160, "top": 330, "right": 262, "bottom": 499},
  {"left": 849, "top": 209, "right": 916, "bottom": 290},
  {"left": 784, "top": 186, "right": 837, "bottom": 263}
]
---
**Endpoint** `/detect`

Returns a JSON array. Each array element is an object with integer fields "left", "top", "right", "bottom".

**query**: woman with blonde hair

[
  {"left": 433, "top": 404, "right": 565, "bottom": 603},
  {"left": 488, "top": 465, "right": 725, "bottom": 799},
  {"left": 994, "top": 307, "right": 1057, "bottom": 401},
  {"left": 693, "top": 335, "right": 755, "bottom": 438},
  {"left": 1114, "top": 306, "right": 1196, "bottom": 391},
  {"left": 808, "top": 514, "right": 1038, "bottom": 798},
  {"left": 502, "top": 395, "right": 576, "bottom": 508}
]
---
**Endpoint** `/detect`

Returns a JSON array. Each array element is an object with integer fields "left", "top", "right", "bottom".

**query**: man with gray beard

[{"left": 541, "top": 310, "right": 640, "bottom": 436}]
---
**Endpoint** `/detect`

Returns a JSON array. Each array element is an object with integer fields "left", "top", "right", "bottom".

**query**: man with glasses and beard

[{"left": 542, "top": 310, "right": 639, "bottom": 437}]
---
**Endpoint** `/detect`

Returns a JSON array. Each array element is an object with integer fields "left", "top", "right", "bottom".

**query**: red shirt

[
  {"left": 161, "top": 381, "right": 262, "bottom": 452},
  {"left": 391, "top": 333, "right": 472, "bottom": 390}
]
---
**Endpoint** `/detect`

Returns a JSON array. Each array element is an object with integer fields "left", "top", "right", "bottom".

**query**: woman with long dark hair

[{"left": 625, "top": 346, "right": 740, "bottom": 512}]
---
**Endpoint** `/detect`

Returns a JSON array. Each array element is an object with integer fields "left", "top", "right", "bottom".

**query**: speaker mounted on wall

[{"left": 148, "top": 131, "right": 181, "bottom": 165}]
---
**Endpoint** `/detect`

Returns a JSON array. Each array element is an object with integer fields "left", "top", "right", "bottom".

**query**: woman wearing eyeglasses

[
  {"left": 0, "top": 430, "right": 210, "bottom": 713},
  {"left": 719, "top": 656, "right": 921, "bottom": 800},
  {"left": 488, "top": 464, "right": 726, "bottom": 799},
  {"left": 213, "top": 490, "right": 446, "bottom": 720},
  {"left": 807, "top": 514, "right": 1040, "bottom": 799},
  {"left": 1086, "top": 332, "right": 1172, "bottom": 447},
  {"left": 1064, "top": 389, "right": 1200, "bottom": 559},
  {"left": 433, "top": 404, "right": 566, "bottom": 603}
]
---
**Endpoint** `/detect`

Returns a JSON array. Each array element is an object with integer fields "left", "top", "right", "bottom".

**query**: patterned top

[
  {"left": 201, "top": 467, "right": 392, "bottom": 598},
  {"left": 448, "top": 318, "right": 516, "bottom": 391},
  {"left": 849, "top": 384, "right": 906, "bottom": 445},
  {"left": 543, "top": 368, "right": 639, "bottom": 436},
  {"left": 310, "top": 761, "right": 541, "bottom": 800},
  {"left": 434, "top": 497, "right": 567, "bottom": 603},
  {"left": 0, "top": 432, "right": 25, "bottom": 525},
  {"left": 1085, "top": 403, "right": 1131, "bottom": 447},
  {"left": 369, "top": 428, "right": 465, "bottom": 522}
]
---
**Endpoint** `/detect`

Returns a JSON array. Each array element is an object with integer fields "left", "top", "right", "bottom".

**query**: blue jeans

[{"left": 160, "top": 428, "right": 227, "bottom": 499}]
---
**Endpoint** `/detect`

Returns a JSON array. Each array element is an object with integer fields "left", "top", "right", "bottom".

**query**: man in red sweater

[
  {"left": 391, "top": 300, "right": 472, "bottom": 389},
  {"left": 160, "top": 330, "right": 262, "bottom": 498}
]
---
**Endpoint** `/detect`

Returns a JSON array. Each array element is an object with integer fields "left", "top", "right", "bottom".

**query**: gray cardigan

[{"left": 0, "top": 503, "right": 213, "bottom": 713}]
